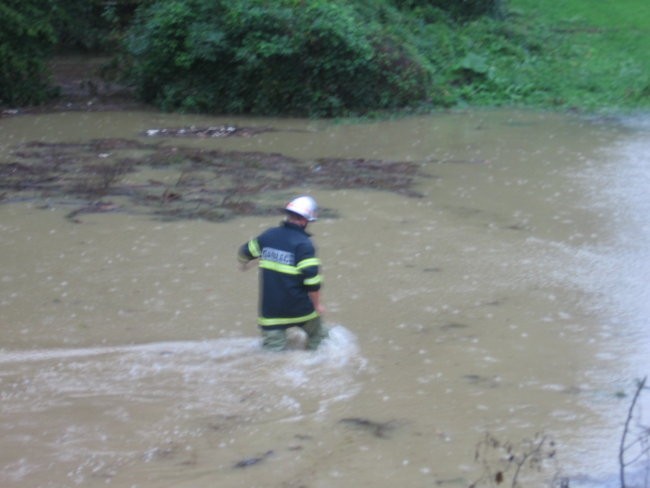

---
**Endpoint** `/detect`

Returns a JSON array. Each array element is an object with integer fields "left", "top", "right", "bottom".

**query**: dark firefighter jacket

[{"left": 238, "top": 221, "right": 322, "bottom": 328}]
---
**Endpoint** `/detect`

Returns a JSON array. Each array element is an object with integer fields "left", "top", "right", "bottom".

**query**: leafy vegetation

[
  {"left": 394, "top": 0, "right": 505, "bottom": 20},
  {"left": 120, "top": 0, "right": 650, "bottom": 115},
  {"left": 124, "top": 0, "right": 431, "bottom": 116},
  {"left": 0, "top": 1, "right": 57, "bottom": 106},
  {"left": 0, "top": 0, "right": 139, "bottom": 106},
  {"left": 1, "top": 0, "right": 648, "bottom": 114}
]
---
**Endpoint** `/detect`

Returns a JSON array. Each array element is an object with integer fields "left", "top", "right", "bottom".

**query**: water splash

[{"left": 0, "top": 325, "right": 365, "bottom": 483}]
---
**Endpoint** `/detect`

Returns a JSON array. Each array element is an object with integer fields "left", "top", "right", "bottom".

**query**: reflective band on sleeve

[
  {"left": 258, "top": 310, "right": 319, "bottom": 327},
  {"left": 296, "top": 257, "right": 321, "bottom": 270},
  {"left": 248, "top": 239, "right": 261, "bottom": 258},
  {"left": 259, "top": 260, "right": 300, "bottom": 275},
  {"left": 304, "top": 275, "right": 322, "bottom": 286}
]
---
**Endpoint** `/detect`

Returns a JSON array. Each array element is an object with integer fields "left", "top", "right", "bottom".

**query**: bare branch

[{"left": 620, "top": 376, "right": 648, "bottom": 488}]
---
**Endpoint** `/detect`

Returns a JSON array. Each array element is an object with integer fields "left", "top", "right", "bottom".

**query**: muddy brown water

[{"left": 1, "top": 109, "right": 649, "bottom": 487}]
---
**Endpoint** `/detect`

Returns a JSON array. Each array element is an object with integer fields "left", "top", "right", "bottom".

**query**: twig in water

[{"left": 620, "top": 376, "right": 649, "bottom": 488}]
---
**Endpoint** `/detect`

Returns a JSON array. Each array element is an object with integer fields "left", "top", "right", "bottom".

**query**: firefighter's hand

[{"left": 239, "top": 260, "right": 257, "bottom": 271}]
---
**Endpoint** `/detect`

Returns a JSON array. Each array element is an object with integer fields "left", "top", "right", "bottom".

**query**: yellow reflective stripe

[
  {"left": 259, "top": 260, "right": 300, "bottom": 275},
  {"left": 258, "top": 310, "right": 319, "bottom": 327},
  {"left": 248, "top": 239, "right": 261, "bottom": 258},
  {"left": 304, "top": 275, "right": 322, "bottom": 286},
  {"left": 296, "top": 257, "right": 320, "bottom": 270}
]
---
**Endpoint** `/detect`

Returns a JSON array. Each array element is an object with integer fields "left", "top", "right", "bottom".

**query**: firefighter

[{"left": 238, "top": 196, "right": 328, "bottom": 351}]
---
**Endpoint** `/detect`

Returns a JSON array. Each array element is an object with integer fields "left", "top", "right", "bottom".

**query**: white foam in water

[{"left": 0, "top": 325, "right": 365, "bottom": 481}]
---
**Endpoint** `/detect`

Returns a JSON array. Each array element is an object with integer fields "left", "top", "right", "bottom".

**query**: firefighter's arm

[{"left": 238, "top": 240, "right": 260, "bottom": 271}]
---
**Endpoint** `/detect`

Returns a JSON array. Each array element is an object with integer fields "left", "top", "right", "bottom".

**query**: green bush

[
  {"left": 0, "top": 1, "right": 57, "bottom": 106},
  {"left": 125, "top": 0, "right": 431, "bottom": 116},
  {"left": 393, "top": 0, "right": 504, "bottom": 20},
  {"left": 49, "top": 0, "right": 111, "bottom": 51}
]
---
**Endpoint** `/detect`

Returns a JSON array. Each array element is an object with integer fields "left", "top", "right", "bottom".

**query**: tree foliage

[
  {"left": 49, "top": 0, "right": 112, "bottom": 51},
  {"left": 393, "top": 0, "right": 505, "bottom": 20},
  {"left": 0, "top": 1, "right": 57, "bottom": 106},
  {"left": 0, "top": 0, "right": 154, "bottom": 107},
  {"left": 125, "top": 0, "right": 431, "bottom": 116},
  {"left": 3, "top": 0, "right": 646, "bottom": 113}
]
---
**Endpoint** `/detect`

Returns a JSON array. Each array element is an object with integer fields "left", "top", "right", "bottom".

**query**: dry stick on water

[
  {"left": 619, "top": 376, "right": 649, "bottom": 488},
  {"left": 470, "top": 432, "right": 558, "bottom": 488}
]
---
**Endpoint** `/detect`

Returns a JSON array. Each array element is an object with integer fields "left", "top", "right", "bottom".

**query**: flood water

[{"left": 1, "top": 109, "right": 649, "bottom": 487}]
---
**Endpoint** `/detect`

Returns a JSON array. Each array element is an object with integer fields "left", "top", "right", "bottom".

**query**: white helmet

[{"left": 285, "top": 196, "right": 318, "bottom": 221}]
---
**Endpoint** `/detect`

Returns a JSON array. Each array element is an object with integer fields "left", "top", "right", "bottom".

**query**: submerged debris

[
  {"left": 233, "top": 450, "right": 274, "bottom": 469},
  {"left": 463, "top": 374, "right": 502, "bottom": 389},
  {"left": 66, "top": 201, "right": 122, "bottom": 223},
  {"left": 339, "top": 417, "right": 398, "bottom": 439},
  {"left": 1, "top": 134, "right": 427, "bottom": 222}
]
